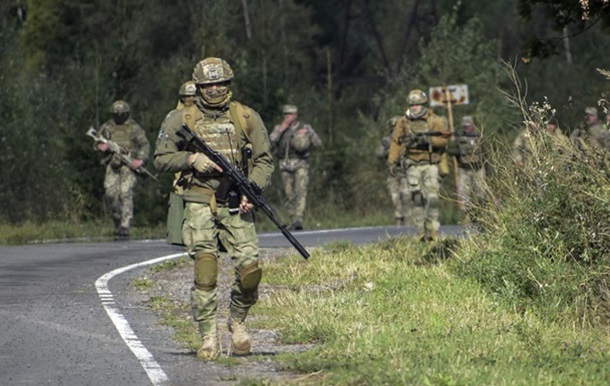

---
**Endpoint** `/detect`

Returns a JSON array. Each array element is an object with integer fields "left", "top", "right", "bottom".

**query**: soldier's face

[
  {"left": 182, "top": 95, "right": 195, "bottom": 107},
  {"left": 410, "top": 104, "right": 424, "bottom": 114},
  {"left": 586, "top": 114, "right": 597, "bottom": 126}
]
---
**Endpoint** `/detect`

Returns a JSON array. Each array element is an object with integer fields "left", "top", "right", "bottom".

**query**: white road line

[{"left": 95, "top": 252, "right": 187, "bottom": 386}]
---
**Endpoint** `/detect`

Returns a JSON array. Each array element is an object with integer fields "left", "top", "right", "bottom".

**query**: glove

[{"left": 188, "top": 153, "right": 215, "bottom": 173}]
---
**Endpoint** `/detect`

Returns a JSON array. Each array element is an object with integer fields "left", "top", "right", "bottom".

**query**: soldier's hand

[
  {"left": 239, "top": 196, "right": 254, "bottom": 214},
  {"left": 96, "top": 142, "right": 109, "bottom": 152},
  {"left": 129, "top": 159, "right": 143, "bottom": 171},
  {"left": 188, "top": 153, "right": 222, "bottom": 173}
]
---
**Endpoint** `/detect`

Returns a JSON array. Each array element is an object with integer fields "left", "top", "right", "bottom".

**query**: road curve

[{"left": 0, "top": 225, "right": 468, "bottom": 385}]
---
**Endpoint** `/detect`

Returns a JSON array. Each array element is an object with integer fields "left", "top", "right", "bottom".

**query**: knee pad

[
  {"left": 411, "top": 191, "right": 424, "bottom": 206},
  {"left": 238, "top": 261, "right": 262, "bottom": 294},
  {"left": 194, "top": 253, "right": 218, "bottom": 291}
]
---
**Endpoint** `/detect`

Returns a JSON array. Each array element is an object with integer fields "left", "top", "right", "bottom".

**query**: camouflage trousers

[
  {"left": 387, "top": 173, "right": 413, "bottom": 225},
  {"left": 280, "top": 165, "right": 310, "bottom": 225},
  {"left": 182, "top": 202, "right": 259, "bottom": 336},
  {"left": 457, "top": 167, "right": 488, "bottom": 212},
  {"left": 104, "top": 164, "right": 137, "bottom": 230},
  {"left": 405, "top": 162, "right": 441, "bottom": 234}
]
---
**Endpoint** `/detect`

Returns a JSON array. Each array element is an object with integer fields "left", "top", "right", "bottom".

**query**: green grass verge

[{"left": 255, "top": 238, "right": 610, "bottom": 385}]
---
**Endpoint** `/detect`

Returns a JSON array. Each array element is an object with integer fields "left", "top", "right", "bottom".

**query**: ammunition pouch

[{"left": 194, "top": 253, "right": 218, "bottom": 291}]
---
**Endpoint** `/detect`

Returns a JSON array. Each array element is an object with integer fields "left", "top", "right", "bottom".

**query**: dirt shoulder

[{"left": 132, "top": 247, "right": 312, "bottom": 385}]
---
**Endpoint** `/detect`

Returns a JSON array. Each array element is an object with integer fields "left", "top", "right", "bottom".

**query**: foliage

[
  {"left": 254, "top": 239, "right": 610, "bottom": 385},
  {"left": 2, "top": 0, "right": 610, "bottom": 229}
]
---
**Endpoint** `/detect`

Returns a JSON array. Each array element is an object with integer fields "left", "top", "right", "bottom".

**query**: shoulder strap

[
  {"left": 182, "top": 103, "right": 201, "bottom": 130},
  {"left": 229, "top": 101, "right": 252, "bottom": 142}
]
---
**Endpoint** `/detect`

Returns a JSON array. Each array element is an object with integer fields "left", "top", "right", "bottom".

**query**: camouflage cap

[
  {"left": 462, "top": 116, "right": 474, "bottom": 127},
  {"left": 585, "top": 106, "right": 598, "bottom": 116},
  {"left": 283, "top": 104, "right": 298, "bottom": 114}
]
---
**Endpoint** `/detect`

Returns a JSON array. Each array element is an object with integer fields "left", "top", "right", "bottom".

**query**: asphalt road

[{"left": 0, "top": 225, "right": 468, "bottom": 386}]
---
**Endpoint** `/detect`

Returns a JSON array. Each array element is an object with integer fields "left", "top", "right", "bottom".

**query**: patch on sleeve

[{"left": 157, "top": 130, "right": 166, "bottom": 140}]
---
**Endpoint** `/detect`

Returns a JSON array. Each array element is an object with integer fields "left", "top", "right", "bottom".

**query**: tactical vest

[
  {"left": 456, "top": 132, "right": 481, "bottom": 166},
  {"left": 403, "top": 117, "right": 443, "bottom": 164},
  {"left": 182, "top": 101, "right": 253, "bottom": 174},
  {"left": 105, "top": 123, "right": 134, "bottom": 153},
  {"left": 276, "top": 122, "right": 308, "bottom": 160}
]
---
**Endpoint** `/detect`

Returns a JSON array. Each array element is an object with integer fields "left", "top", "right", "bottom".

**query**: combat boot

[
  {"left": 227, "top": 318, "right": 251, "bottom": 355},
  {"left": 196, "top": 333, "right": 219, "bottom": 360}
]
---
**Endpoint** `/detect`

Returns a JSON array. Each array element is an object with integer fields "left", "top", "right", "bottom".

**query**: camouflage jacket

[
  {"left": 98, "top": 118, "right": 150, "bottom": 168},
  {"left": 387, "top": 109, "right": 447, "bottom": 165},
  {"left": 154, "top": 97, "right": 273, "bottom": 204}
]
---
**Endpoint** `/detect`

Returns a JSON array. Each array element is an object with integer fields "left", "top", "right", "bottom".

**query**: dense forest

[{"left": 1, "top": 0, "right": 610, "bottom": 227}]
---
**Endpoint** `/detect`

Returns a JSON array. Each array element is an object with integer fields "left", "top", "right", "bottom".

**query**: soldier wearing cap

[
  {"left": 94, "top": 100, "right": 150, "bottom": 238},
  {"left": 154, "top": 57, "right": 274, "bottom": 360},
  {"left": 570, "top": 106, "right": 610, "bottom": 150},
  {"left": 447, "top": 116, "right": 488, "bottom": 216},
  {"left": 375, "top": 116, "right": 413, "bottom": 225},
  {"left": 269, "top": 104, "right": 322, "bottom": 230}
]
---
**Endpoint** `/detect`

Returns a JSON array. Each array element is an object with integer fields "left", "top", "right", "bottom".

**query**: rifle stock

[
  {"left": 86, "top": 127, "right": 158, "bottom": 181},
  {"left": 177, "top": 124, "right": 310, "bottom": 260}
]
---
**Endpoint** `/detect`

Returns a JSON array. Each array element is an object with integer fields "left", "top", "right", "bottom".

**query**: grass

[
  {"left": 0, "top": 219, "right": 167, "bottom": 245},
  {"left": 255, "top": 238, "right": 610, "bottom": 385}
]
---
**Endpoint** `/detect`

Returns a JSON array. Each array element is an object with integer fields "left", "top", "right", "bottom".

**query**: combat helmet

[
  {"left": 179, "top": 81, "right": 197, "bottom": 96},
  {"left": 112, "top": 100, "right": 130, "bottom": 124},
  {"left": 407, "top": 89, "right": 428, "bottom": 105},
  {"left": 192, "top": 57, "right": 234, "bottom": 85}
]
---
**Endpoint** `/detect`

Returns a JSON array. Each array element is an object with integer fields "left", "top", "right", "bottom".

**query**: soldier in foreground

[
  {"left": 447, "top": 116, "right": 488, "bottom": 217},
  {"left": 94, "top": 100, "right": 150, "bottom": 238},
  {"left": 269, "top": 104, "right": 322, "bottom": 230},
  {"left": 375, "top": 116, "right": 412, "bottom": 225},
  {"left": 387, "top": 89, "right": 448, "bottom": 241},
  {"left": 154, "top": 57, "right": 274, "bottom": 360}
]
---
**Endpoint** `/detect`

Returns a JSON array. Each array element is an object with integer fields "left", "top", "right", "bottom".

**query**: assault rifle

[
  {"left": 86, "top": 127, "right": 158, "bottom": 181},
  {"left": 177, "top": 124, "right": 310, "bottom": 260}
]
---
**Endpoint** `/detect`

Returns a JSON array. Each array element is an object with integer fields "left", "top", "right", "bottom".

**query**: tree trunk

[{"left": 241, "top": 0, "right": 252, "bottom": 40}]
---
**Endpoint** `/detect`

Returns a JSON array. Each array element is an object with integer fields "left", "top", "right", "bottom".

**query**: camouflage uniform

[
  {"left": 154, "top": 58, "right": 273, "bottom": 359},
  {"left": 375, "top": 116, "right": 412, "bottom": 225},
  {"left": 387, "top": 89, "right": 448, "bottom": 241},
  {"left": 513, "top": 121, "right": 566, "bottom": 166},
  {"left": 570, "top": 107, "right": 610, "bottom": 151},
  {"left": 97, "top": 100, "right": 150, "bottom": 237},
  {"left": 447, "top": 116, "right": 488, "bottom": 214},
  {"left": 269, "top": 105, "right": 322, "bottom": 230}
]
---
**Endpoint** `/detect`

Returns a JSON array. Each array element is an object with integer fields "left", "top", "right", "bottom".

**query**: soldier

[
  {"left": 570, "top": 107, "right": 610, "bottom": 150},
  {"left": 512, "top": 118, "right": 565, "bottom": 166},
  {"left": 154, "top": 57, "right": 273, "bottom": 360},
  {"left": 375, "top": 116, "right": 412, "bottom": 225},
  {"left": 387, "top": 89, "right": 449, "bottom": 242},
  {"left": 447, "top": 116, "right": 488, "bottom": 215},
  {"left": 166, "top": 80, "right": 199, "bottom": 246},
  {"left": 177, "top": 80, "right": 197, "bottom": 110},
  {"left": 269, "top": 104, "right": 322, "bottom": 231},
  {"left": 94, "top": 100, "right": 150, "bottom": 238}
]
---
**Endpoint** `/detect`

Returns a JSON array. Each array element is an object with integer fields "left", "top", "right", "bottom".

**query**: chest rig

[
  {"left": 182, "top": 104, "right": 241, "bottom": 176},
  {"left": 457, "top": 133, "right": 480, "bottom": 165},
  {"left": 107, "top": 123, "right": 133, "bottom": 153}
]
